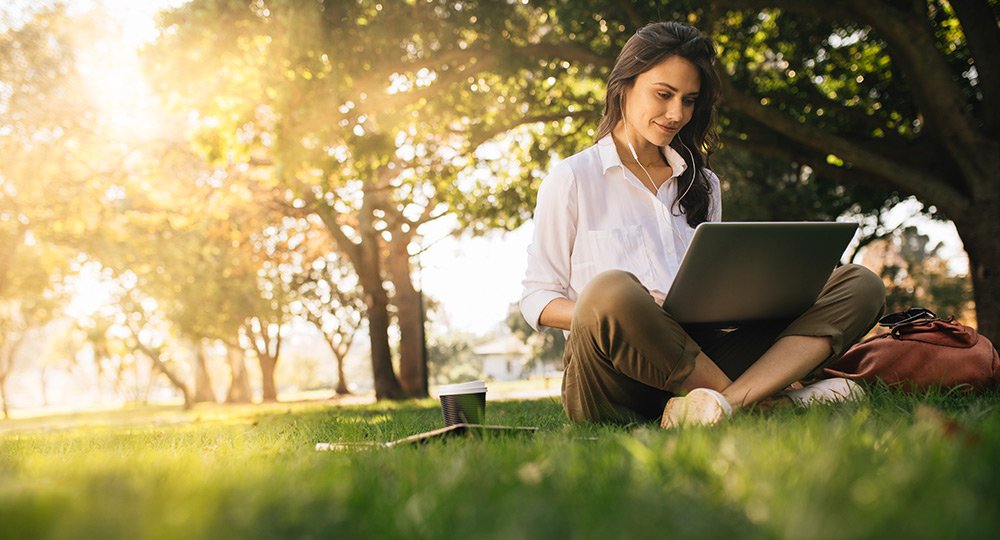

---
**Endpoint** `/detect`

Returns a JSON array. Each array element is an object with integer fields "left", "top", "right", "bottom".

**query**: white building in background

[{"left": 472, "top": 335, "right": 537, "bottom": 382}]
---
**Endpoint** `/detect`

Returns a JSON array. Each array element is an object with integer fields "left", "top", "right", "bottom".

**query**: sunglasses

[{"left": 878, "top": 307, "right": 937, "bottom": 328}]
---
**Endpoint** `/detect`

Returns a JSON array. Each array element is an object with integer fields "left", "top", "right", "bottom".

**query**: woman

[{"left": 520, "top": 22, "right": 886, "bottom": 427}]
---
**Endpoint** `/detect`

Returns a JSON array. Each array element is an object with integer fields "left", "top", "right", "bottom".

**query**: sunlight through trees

[{"left": 1, "top": 0, "right": 993, "bottom": 414}]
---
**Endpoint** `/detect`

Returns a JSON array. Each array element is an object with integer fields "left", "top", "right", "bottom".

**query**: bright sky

[
  {"left": 418, "top": 221, "right": 533, "bottom": 334},
  {"left": 63, "top": 0, "right": 968, "bottom": 337},
  {"left": 69, "top": 0, "right": 187, "bottom": 45}
]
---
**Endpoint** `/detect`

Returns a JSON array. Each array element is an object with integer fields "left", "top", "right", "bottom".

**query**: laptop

[{"left": 662, "top": 222, "right": 859, "bottom": 325}]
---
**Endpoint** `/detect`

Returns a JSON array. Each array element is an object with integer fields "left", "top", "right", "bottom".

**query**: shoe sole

[{"left": 787, "top": 378, "right": 865, "bottom": 406}]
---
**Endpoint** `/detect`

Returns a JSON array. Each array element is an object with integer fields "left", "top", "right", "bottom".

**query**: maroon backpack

[{"left": 824, "top": 308, "right": 1000, "bottom": 392}]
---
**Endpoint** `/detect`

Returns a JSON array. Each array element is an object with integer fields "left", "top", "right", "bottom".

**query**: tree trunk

[
  {"left": 322, "top": 336, "right": 353, "bottom": 396},
  {"left": 91, "top": 345, "right": 106, "bottom": 401},
  {"left": 39, "top": 366, "right": 48, "bottom": 407},
  {"left": 358, "top": 262, "right": 405, "bottom": 399},
  {"left": 0, "top": 374, "right": 9, "bottom": 419},
  {"left": 312, "top": 175, "right": 404, "bottom": 400},
  {"left": 142, "top": 361, "right": 158, "bottom": 404},
  {"left": 192, "top": 344, "right": 217, "bottom": 403},
  {"left": 954, "top": 198, "right": 1000, "bottom": 344},
  {"left": 385, "top": 232, "right": 428, "bottom": 398},
  {"left": 160, "top": 366, "right": 193, "bottom": 410},
  {"left": 356, "top": 209, "right": 405, "bottom": 400},
  {"left": 155, "top": 362, "right": 192, "bottom": 409},
  {"left": 334, "top": 352, "right": 351, "bottom": 395},
  {"left": 244, "top": 316, "right": 283, "bottom": 403},
  {"left": 134, "top": 341, "right": 193, "bottom": 409},
  {"left": 225, "top": 344, "right": 252, "bottom": 403},
  {"left": 259, "top": 353, "right": 278, "bottom": 402},
  {"left": 1, "top": 335, "right": 26, "bottom": 418}
]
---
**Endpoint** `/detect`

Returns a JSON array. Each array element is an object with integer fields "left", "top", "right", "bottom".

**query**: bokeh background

[{"left": 2, "top": 0, "right": 995, "bottom": 416}]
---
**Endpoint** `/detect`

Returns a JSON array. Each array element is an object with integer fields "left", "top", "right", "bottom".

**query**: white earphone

[
  {"left": 621, "top": 93, "right": 642, "bottom": 163},
  {"left": 620, "top": 92, "right": 697, "bottom": 205}
]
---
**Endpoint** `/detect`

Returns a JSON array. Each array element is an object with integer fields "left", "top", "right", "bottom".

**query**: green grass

[{"left": 2, "top": 388, "right": 999, "bottom": 540}]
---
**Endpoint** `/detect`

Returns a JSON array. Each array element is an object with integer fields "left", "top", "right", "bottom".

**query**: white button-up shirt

[{"left": 520, "top": 135, "right": 722, "bottom": 331}]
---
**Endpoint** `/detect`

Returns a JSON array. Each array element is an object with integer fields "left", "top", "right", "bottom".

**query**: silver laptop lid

[{"left": 663, "top": 222, "right": 859, "bottom": 324}]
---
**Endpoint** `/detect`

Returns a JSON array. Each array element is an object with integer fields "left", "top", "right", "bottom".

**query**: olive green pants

[{"left": 561, "top": 265, "right": 886, "bottom": 424}]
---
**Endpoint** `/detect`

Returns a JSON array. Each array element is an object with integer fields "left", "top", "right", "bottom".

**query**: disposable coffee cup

[{"left": 437, "top": 380, "right": 487, "bottom": 426}]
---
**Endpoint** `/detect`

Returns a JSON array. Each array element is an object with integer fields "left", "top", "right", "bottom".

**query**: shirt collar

[{"left": 597, "top": 134, "right": 689, "bottom": 178}]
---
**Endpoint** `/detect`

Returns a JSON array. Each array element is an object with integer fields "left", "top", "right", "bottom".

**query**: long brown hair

[{"left": 596, "top": 22, "right": 721, "bottom": 226}]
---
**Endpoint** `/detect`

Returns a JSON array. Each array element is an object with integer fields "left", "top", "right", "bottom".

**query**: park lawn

[{"left": 1, "top": 387, "right": 999, "bottom": 540}]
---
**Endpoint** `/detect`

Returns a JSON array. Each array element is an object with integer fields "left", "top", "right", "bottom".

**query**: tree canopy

[{"left": 1, "top": 0, "right": 995, "bottom": 411}]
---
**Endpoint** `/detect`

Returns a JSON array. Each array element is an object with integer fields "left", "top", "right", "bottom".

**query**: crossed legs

[
  {"left": 679, "top": 335, "right": 832, "bottom": 410},
  {"left": 561, "top": 265, "right": 886, "bottom": 423}
]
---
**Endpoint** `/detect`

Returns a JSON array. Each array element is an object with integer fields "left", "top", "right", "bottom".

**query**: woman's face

[{"left": 622, "top": 55, "right": 702, "bottom": 147}]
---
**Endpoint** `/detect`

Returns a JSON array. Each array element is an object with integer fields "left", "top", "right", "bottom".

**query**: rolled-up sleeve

[{"left": 520, "top": 160, "right": 577, "bottom": 332}]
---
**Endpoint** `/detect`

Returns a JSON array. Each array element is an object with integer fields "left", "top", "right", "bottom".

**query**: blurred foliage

[
  {"left": 506, "top": 302, "right": 565, "bottom": 370},
  {"left": 877, "top": 226, "right": 974, "bottom": 321},
  {"left": 425, "top": 330, "right": 482, "bottom": 385},
  {"left": 716, "top": 146, "right": 903, "bottom": 222},
  {"left": 281, "top": 219, "right": 366, "bottom": 394},
  {"left": 703, "top": 0, "right": 999, "bottom": 336},
  {"left": 0, "top": 242, "right": 69, "bottom": 417},
  {"left": 0, "top": 5, "right": 99, "bottom": 296},
  {"left": 3, "top": 0, "right": 997, "bottom": 408}
]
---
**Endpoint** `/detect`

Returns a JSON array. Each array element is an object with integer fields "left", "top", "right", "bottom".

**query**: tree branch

[
  {"left": 845, "top": 0, "right": 988, "bottom": 184},
  {"left": 243, "top": 319, "right": 265, "bottom": 360},
  {"left": 126, "top": 324, "right": 191, "bottom": 401},
  {"left": 355, "top": 39, "right": 612, "bottom": 115},
  {"left": 272, "top": 325, "right": 282, "bottom": 361},
  {"left": 258, "top": 318, "right": 272, "bottom": 357},
  {"left": 359, "top": 55, "right": 500, "bottom": 116},
  {"left": 711, "top": 0, "right": 992, "bottom": 195},
  {"left": 465, "top": 110, "right": 596, "bottom": 151},
  {"left": 303, "top": 191, "right": 363, "bottom": 265},
  {"left": 718, "top": 71, "right": 971, "bottom": 214},
  {"left": 848, "top": 211, "right": 911, "bottom": 264},
  {"left": 722, "top": 135, "right": 890, "bottom": 194}
]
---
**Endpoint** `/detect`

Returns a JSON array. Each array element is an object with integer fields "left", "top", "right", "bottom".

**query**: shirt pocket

[{"left": 582, "top": 226, "right": 653, "bottom": 285}]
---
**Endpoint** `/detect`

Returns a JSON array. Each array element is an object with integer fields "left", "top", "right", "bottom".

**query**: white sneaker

[
  {"left": 785, "top": 378, "right": 865, "bottom": 407},
  {"left": 661, "top": 388, "right": 733, "bottom": 429}
]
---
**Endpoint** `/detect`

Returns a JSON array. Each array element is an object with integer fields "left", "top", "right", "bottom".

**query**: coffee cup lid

[{"left": 436, "top": 380, "right": 487, "bottom": 396}]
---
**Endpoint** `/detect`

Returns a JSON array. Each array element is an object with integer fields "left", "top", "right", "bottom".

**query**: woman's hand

[{"left": 649, "top": 289, "right": 667, "bottom": 307}]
